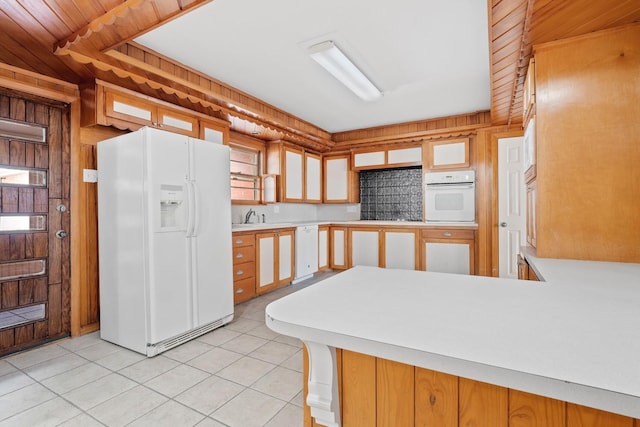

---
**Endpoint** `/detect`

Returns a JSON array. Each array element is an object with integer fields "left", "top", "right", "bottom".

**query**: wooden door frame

[
  {"left": 490, "top": 129, "right": 524, "bottom": 278},
  {"left": 0, "top": 64, "right": 83, "bottom": 337}
]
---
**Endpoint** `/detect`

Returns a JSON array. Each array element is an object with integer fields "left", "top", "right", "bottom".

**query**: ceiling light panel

[{"left": 308, "top": 41, "right": 382, "bottom": 101}]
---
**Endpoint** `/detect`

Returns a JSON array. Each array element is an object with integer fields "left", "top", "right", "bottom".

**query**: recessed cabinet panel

[
  {"left": 159, "top": 110, "right": 194, "bottom": 132},
  {"left": 384, "top": 231, "right": 416, "bottom": 270},
  {"left": 433, "top": 142, "right": 466, "bottom": 166},
  {"left": 331, "top": 228, "right": 347, "bottom": 269},
  {"left": 278, "top": 232, "right": 293, "bottom": 282},
  {"left": 387, "top": 147, "right": 422, "bottom": 164},
  {"left": 201, "top": 126, "right": 224, "bottom": 144},
  {"left": 285, "top": 149, "right": 303, "bottom": 201},
  {"left": 425, "top": 242, "right": 470, "bottom": 274},
  {"left": 305, "top": 153, "right": 321, "bottom": 202},
  {"left": 258, "top": 235, "right": 275, "bottom": 288},
  {"left": 111, "top": 97, "right": 153, "bottom": 122},
  {"left": 351, "top": 230, "right": 380, "bottom": 267},
  {"left": 325, "top": 157, "right": 348, "bottom": 201},
  {"left": 318, "top": 227, "right": 328, "bottom": 270},
  {"left": 427, "top": 138, "right": 470, "bottom": 170},
  {"left": 354, "top": 151, "right": 385, "bottom": 168}
]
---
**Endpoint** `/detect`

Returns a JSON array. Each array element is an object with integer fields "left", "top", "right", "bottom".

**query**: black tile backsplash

[{"left": 360, "top": 166, "right": 422, "bottom": 221}]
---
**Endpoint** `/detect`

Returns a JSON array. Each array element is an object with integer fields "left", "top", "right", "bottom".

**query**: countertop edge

[
  {"left": 233, "top": 220, "right": 479, "bottom": 232},
  {"left": 266, "top": 310, "right": 640, "bottom": 419}
]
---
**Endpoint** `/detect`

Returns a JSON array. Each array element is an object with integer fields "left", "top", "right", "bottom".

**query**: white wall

[{"left": 231, "top": 203, "right": 360, "bottom": 224}]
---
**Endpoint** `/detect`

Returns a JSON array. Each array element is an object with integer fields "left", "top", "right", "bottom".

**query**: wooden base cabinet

[
  {"left": 421, "top": 229, "right": 475, "bottom": 275},
  {"left": 302, "top": 347, "right": 639, "bottom": 427},
  {"left": 256, "top": 229, "right": 294, "bottom": 294},
  {"left": 330, "top": 227, "right": 348, "bottom": 270},
  {"left": 318, "top": 226, "right": 329, "bottom": 271},
  {"left": 517, "top": 253, "right": 540, "bottom": 281},
  {"left": 232, "top": 233, "right": 256, "bottom": 304},
  {"left": 349, "top": 227, "right": 419, "bottom": 270}
]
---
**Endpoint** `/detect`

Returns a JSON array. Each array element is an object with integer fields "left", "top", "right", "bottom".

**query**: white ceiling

[{"left": 136, "top": 0, "right": 490, "bottom": 133}]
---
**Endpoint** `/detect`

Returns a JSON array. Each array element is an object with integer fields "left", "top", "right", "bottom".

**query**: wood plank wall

[
  {"left": 76, "top": 126, "right": 126, "bottom": 334},
  {"left": 304, "top": 347, "right": 639, "bottom": 427}
]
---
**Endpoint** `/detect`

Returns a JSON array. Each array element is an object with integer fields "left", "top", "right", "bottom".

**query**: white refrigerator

[{"left": 97, "top": 127, "right": 234, "bottom": 356}]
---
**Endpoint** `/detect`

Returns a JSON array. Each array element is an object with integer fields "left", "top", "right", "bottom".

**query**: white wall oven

[{"left": 424, "top": 171, "right": 475, "bottom": 222}]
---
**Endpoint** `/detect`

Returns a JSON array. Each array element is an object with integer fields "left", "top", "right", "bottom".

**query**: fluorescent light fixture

[{"left": 308, "top": 41, "right": 382, "bottom": 101}]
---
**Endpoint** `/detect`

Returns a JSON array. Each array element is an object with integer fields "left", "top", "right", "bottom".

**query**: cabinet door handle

[
  {"left": 236, "top": 270, "right": 244, "bottom": 276},
  {"left": 443, "top": 232, "right": 452, "bottom": 237},
  {"left": 236, "top": 288, "right": 244, "bottom": 294},
  {"left": 235, "top": 239, "right": 243, "bottom": 244},
  {"left": 235, "top": 253, "right": 244, "bottom": 259}
]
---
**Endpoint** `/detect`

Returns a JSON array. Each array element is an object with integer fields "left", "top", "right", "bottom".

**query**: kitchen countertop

[
  {"left": 265, "top": 262, "right": 640, "bottom": 419},
  {"left": 232, "top": 219, "right": 478, "bottom": 232}
]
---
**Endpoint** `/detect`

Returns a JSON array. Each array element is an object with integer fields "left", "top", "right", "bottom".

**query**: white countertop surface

[
  {"left": 266, "top": 262, "right": 640, "bottom": 418},
  {"left": 232, "top": 220, "right": 478, "bottom": 231}
]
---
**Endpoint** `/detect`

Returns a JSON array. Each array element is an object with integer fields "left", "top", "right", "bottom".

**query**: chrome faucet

[{"left": 244, "top": 208, "right": 256, "bottom": 224}]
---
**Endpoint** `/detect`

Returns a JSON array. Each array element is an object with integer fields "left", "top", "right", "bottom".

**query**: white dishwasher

[{"left": 294, "top": 225, "right": 319, "bottom": 283}]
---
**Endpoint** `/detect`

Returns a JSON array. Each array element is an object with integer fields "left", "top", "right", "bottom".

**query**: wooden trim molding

[{"left": 0, "top": 62, "right": 79, "bottom": 102}]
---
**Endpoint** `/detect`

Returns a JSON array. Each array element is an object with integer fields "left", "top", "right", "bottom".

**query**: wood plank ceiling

[{"left": 1, "top": 0, "right": 639, "bottom": 144}]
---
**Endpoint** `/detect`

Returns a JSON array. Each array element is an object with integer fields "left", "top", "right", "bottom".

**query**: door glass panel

[
  {"left": 0, "top": 168, "right": 46, "bottom": 186},
  {"left": 0, "top": 118, "right": 46, "bottom": 143},
  {"left": 0, "top": 215, "right": 46, "bottom": 232},
  {"left": 0, "top": 304, "right": 46, "bottom": 329},
  {"left": 0, "top": 260, "right": 46, "bottom": 281}
]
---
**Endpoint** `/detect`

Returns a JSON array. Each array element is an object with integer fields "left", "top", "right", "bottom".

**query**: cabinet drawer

[
  {"left": 232, "top": 233, "right": 255, "bottom": 248},
  {"left": 421, "top": 229, "right": 475, "bottom": 240},
  {"left": 233, "top": 277, "right": 256, "bottom": 304},
  {"left": 233, "top": 261, "right": 255, "bottom": 281},
  {"left": 233, "top": 246, "right": 255, "bottom": 264}
]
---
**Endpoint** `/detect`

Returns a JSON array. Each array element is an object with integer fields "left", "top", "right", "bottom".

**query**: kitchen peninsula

[{"left": 266, "top": 262, "right": 640, "bottom": 426}]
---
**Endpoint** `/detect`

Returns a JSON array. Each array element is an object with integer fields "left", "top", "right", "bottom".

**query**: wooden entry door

[{"left": 0, "top": 90, "right": 71, "bottom": 356}]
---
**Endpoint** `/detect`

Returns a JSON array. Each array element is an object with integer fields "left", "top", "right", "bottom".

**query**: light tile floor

[{"left": 0, "top": 271, "right": 336, "bottom": 426}]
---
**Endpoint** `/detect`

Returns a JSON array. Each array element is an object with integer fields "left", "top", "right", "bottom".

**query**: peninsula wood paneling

[
  {"left": 341, "top": 350, "right": 376, "bottom": 427},
  {"left": 303, "top": 349, "right": 640, "bottom": 426},
  {"left": 415, "top": 368, "right": 458, "bottom": 427}
]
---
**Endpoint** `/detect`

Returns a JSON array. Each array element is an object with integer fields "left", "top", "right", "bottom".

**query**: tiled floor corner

[{"left": 0, "top": 271, "right": 337, "bottom": 426}]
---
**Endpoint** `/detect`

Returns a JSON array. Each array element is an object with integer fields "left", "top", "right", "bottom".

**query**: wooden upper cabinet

[
  {"left": 523, "top": 58, "right": 536, "bottom": 124},
  {"left": 156, "top": 107, "right": 198, "bottom": 137},
  {"left": 424, "top": 138, "right": 470, "bottom": 170},
  {"left": 323, "top": 154, "right": 359, "bottom": 203},
  {"left": 199, "top": 120, "right": 229, "bottom": 145},
  {"left": 266, "top": 141, "right": 322, "bottom": 203},
  {"left": 351, "top": 146, "right": 422, "bottom": 171},
  {"left": 81, "top": 79, "right": 229, "bottom": 140},
  {"left": 284, "top": 146, "right": 304, "bottom": 202},
  {"left": 305, "top": 152, "right": 322, "bottom": 203},
  {"left": 533, "top": 25, "right": 640, "bottom": 262}
]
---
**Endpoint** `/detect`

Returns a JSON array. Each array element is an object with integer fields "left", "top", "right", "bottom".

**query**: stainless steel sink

[{"left": 232, "top": 222, "right": 293, "bottom": 228}]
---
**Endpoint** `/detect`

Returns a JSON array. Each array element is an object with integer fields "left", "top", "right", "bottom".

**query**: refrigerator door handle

[
  {"left": 192, "top": 181, "right": 200, "bottom": 236},
  {"left": 186, "top": 180, "right": 195, "bottom": 237}
]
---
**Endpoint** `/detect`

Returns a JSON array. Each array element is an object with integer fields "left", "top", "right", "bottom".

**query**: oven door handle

[{"left": 426, "top": 183, "right": 474, "bottom": 190}]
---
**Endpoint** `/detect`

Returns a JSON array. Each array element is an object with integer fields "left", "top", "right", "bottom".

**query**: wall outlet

[
  {"left": 83, "top": 169, "right": 98, "bottom": 183},
  {"left": 273, "top": 205, "right": 280, "bottom": 213},
  {"left": 347, "top": 205, "right": 357, "bottom": 213}
]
